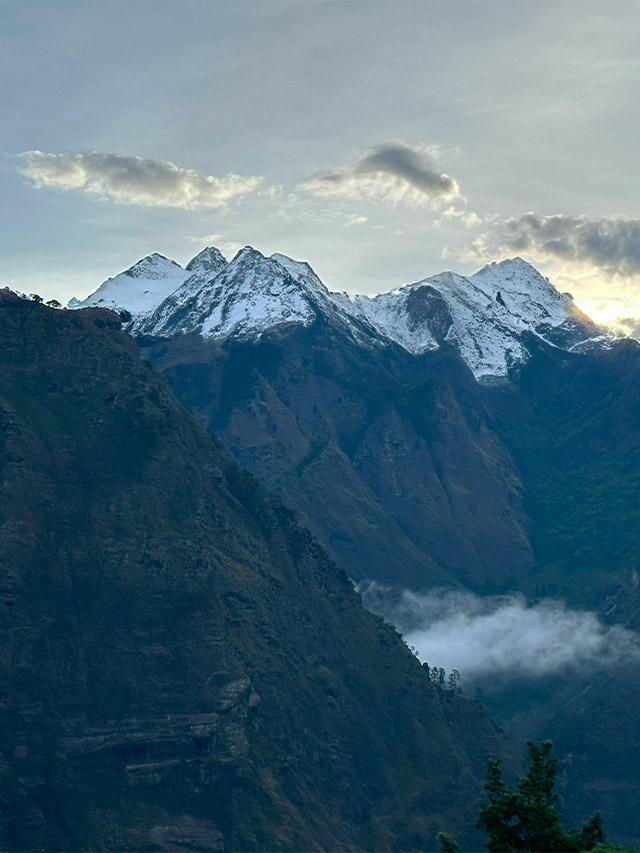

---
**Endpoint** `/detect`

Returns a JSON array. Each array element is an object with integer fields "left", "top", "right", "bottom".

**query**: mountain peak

[
  {"left": 270, "top": 252, "right": 316, "bottom": 281},
  {"left": 71, "top": 249, "right": 612, "bottom": 379},
  {"left": 123, "top": 253, "right": 184, "bottom": 279},
  {"left": 470, "top": 255, "right": 563, "bottom": 305},
  {"left": 231, "top": 245, "right": 267, "bottom": 265},
  {"left": 185, "top": 246, "right": 227, "bottom": 274},
  {"left": 485, "top": 255, "right": 537, "bottom": 272},
  {"left": 69, "top": 253, "right": 187, "bottom": 315}
]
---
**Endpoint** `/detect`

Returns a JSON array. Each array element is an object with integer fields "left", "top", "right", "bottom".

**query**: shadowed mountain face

[
  {"left": 60, "top": 248, "right": 640, "bottom": 843},
  {"left": 143, "top": 321, "right": 533, "bottom": 593},
  {"left": 0, "top": 291, "right": 507, "bottom": 852},
  {"left": 482, "top": 335, "right": 640, "bottom": 619},
  {"left": 143, "top": 303, "right": 640, "bottom": 616}
]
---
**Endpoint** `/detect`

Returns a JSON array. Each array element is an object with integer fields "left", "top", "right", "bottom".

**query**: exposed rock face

[{"left": 0, "top": 291, "right": 506, "bottom": 851}]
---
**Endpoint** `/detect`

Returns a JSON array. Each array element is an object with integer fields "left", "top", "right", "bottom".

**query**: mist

[{"left": 359, "top": 583, "right": 640, "bottom": 682}]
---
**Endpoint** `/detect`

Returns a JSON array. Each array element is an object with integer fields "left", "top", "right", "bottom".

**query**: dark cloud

[
  {"left": 501, "top": 213, "right": 640, "bottom": 278},
  {"left": 355, "top": 144, "right": 457, "bottom": 196},
  {"left": 301, "top": 143, "right": 460, "bottom": 205},
  {"left": 18, "top": 150, "right": 262, "bottom": 209}
]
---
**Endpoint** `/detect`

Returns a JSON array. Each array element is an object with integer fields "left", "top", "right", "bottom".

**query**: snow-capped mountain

[
  {"left": 68, "top": 253, "right": 188, "bottom": 317},
  {"left": 135, "top": 247, "right": 355, "bottom": 340},
  {"left": 345, "top": 258, "right": 608, "bottom": 377},
  {"left": 133, "top": 246, "right": 228, "bottom": 336},
  {"left": 70, "top": 247, "right": 612, "bottom": 378}
]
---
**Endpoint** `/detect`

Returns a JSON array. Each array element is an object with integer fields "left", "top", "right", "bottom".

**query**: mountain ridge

[{"left": 70, "top": 247, "right": 613, "bottom": 379}]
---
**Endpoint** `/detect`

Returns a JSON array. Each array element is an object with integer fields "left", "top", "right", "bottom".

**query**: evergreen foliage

[{"left": 476, "top": 741, "right": 604, "bottom": 852}]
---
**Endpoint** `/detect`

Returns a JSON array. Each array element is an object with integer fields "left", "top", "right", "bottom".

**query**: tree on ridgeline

[{"left": 447, "top": 668, "right": 461, "bottom": 691}]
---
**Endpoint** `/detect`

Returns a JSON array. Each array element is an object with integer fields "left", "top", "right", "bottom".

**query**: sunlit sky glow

[{"left": 2, "top": 1, "right": 640, "bottom": 328}]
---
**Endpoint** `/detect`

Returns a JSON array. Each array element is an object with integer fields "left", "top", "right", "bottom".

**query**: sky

[{"left": 2, "top": 0, "right": 640, "bottom": 328}]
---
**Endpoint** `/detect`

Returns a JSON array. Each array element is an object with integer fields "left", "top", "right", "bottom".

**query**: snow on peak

[
  {"left": 470, "top": 257, "right": 570, "bottom": 325},
  {"left": 185, "top": 246, "right": 227, "bottom": 275},
  {"left": 137, "top": 247, "right": 330, "bottom": 340},
  {"left": 339, "top": 258, "right": 609, "bottom": 378},
  {"left": 68, "top": 253, "right": 188, "bottom": 317},
  {"left": 72, "top": 247, "right": 612, "bottom": 378},
  {"left": 123, "top": 253, "right": 183, "bottom": 279}
]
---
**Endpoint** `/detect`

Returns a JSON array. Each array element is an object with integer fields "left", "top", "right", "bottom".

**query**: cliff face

[
  {"left": 0, "top": 292, "right": 504, "bottom": 852},
  {"left": 144, "top": 313, "right": 640, "bottom": 616}
]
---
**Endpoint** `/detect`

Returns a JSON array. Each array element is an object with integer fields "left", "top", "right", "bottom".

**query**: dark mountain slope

[
  {"left": 143, "top": 319, "right": 532, "bottom": 592},
  {"left": 482, "top": 335, "right": 640, "bottom": 618},
  {"left": 0, "top": 291, "right": 505, "bottom": 852}
]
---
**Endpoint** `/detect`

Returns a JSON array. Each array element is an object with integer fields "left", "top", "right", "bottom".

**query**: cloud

[
  {"left": 441, "top": 206, "right": 482, "bottom": 229},
  {"left": 359, "top": 583, "right": 640, "bottom": 681},
  {"left": 18, "top": 150, "right": 263, "bottom": 209},
  {"left": 185, "top": 233, "right": 224, "bottom": 245},
  {"left": 459, "top": 213, "right": 640, "bottom": 280},
  {"left": 300, "top": 143, "right": 461, "bottom": 206},
  {"left": 614, "top": 316, "right": 640, "bottom": 338},
  {"left": 346, "top": 214, "right": 368, "bottom": 227}
]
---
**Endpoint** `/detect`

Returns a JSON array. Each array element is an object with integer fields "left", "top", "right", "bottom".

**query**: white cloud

[
  {"left": 346, "top": 214, "right": 368, "bottom": 227},
  {"left": 359, "top": 583, "right": 640, "bottom": 682},
  {"left": 441, "top": 206, "right": 482, "bottom": 229},
  {"left": 18, "top": 150, "right": 263, "bottom": 210}
]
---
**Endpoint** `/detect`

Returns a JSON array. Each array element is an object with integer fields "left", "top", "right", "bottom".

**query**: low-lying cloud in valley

[
  {"left": 301, "top": 142, "right": 462, "bottom": 207},
  {"left": 18, "top": 150, "right": 263, "bottom": 209},
  {"left": 359, "top": 583, "right": 640, "bottom": 681}
]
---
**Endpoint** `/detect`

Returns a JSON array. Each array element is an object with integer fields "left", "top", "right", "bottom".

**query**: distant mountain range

[
  {"left": 71, "top": 246, "right": 613, "bottom": 379},
  {"left": 70, "top": 246, "right": 635, "bottom": 601}
]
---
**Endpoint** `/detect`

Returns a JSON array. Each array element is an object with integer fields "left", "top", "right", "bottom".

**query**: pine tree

[
  {"left": 476, "top": 741, "right": 605, "bottom": 852},
  {"left": 447, "top": 668, "right": 461, "bottom": 690}
]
